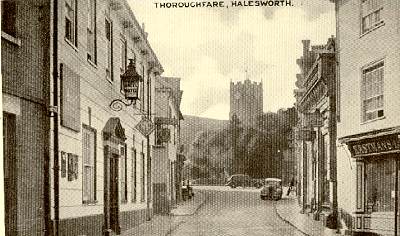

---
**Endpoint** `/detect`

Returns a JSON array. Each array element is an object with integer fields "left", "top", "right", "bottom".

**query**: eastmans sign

[{"left": 348, "top": 134, "right": 400, "bottom": 157}]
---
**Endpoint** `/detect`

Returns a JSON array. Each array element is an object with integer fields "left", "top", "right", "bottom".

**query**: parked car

[
  {"left": 182, "top": 180, "right": 194, "bottom": 200},
  {"left": 226, "top": 174, "right": 256, "bottom": 188},
  {"left": 253, "top": 178, "right": 264, "bottom": 189},
  {"left": 260, "top": 178, "right": 282, "bottom": 200}
]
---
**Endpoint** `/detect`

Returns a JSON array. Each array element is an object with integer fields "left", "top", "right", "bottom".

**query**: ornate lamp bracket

[{"left": 110, "top": 99, "right": 135, "bottom": 111}]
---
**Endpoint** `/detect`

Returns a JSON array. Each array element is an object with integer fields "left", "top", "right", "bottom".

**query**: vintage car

[
  {"left": 225, "top": 174, "right": 253, "bottom": 188},
  {"left": 225, "top": 174, "right": 263, "bottom": 188},
  {"left": 260, "top": 178, "right": 282, "bottom": 200}
]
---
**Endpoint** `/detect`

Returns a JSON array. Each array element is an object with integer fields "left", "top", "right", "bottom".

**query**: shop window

[
  {"left": 1, "top": 1, "right": 16, "bottom": 37},
  {"left": 120, "top": 145, "right": 127, "bottom": 203},
  {"left": 361, "top": 0, "right": 384, "bottom": 34},
  {"left": 82, "top": 125, "right": 96, "bottom": 203},
  {"left": 361, "top": 61, "right": 384, "bottom": 122},
  {"left": 87, "top": 0, "right": 96, "bottom": 63},
  {"left": 366, "top": 159, "right": 395, "bottom": 213},
  {"left": 65, "top": 0, "right": 77, "bottom": 46}
]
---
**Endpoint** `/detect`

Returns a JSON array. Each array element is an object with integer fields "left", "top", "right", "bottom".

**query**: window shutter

[{"left": 60, "top": 64, "right": 81, "bottom": 131}]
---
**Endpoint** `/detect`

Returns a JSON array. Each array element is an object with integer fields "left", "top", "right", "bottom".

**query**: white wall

[
  {"left": 57, "top": 0, "right": 159, "bottom": 219},
  {"left": 336, "top": 0, "right": 400, "bottom": 215}
]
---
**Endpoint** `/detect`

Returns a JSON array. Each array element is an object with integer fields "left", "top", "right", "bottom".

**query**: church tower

[{"left": 229, "top": 78, "right": 263, "bottom": 128}]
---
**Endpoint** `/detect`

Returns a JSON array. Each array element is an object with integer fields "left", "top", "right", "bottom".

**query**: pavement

[
  {"left": 170, "top": 189, "right": 207, "bottom": 216},
  {"left": 275, "top": 187, "right": 340, "bottom": 236},
  {"left": 120, "top": 190, "right": 206, "bottom": 236}
]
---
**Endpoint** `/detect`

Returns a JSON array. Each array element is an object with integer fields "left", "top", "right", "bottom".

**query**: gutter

[{"left": 52, "top": 0, "right": 60, "bottom": 234}]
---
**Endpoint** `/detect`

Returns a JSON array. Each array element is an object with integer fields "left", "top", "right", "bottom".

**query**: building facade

[
  {"left": 277, "top": 107, "right": 298, "bottom": 186},
  {"left": 152, "top": 77, "right": 184, "bottom": 214},
  {"left": 229, "top": 79, "right": 263, "bottom": 128},
  {"left": 52, "top": 0, "right": 163, "bottom": 235},
  {"left": 334, "top": 0, "right": 400, "bottom": 235},
  {"left": 2, "top": 0, "right": 51, "bottom": 235},
  {"left": 294, "top": 37, "right": 337, "bottom": 229}
]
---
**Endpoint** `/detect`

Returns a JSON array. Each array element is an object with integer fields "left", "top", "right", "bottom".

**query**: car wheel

[{"left": 261, "top": 196, "right": 266, "bottom": 200}]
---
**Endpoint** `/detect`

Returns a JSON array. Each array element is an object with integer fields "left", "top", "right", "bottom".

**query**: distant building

[
  {"left": 153, "top": 76, "right": 184, "bottom": 214},
  {"left": 229, "top": 78, "right": 263, "bottom": 128}
]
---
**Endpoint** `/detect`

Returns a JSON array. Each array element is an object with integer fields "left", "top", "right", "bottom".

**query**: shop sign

[
  {"left": 348, "top": 135, "right": 400, "bottom": 157},
  {"left": 158, "top": 128, "right": 171, "bottom": 143},
  {"left": 135, "top": 116, "right": 155, "bottom": 137}
]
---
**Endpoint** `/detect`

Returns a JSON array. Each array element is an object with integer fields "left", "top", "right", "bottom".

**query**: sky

[{"left": 128, "top": 0, "right": 335, "bottom": 120}]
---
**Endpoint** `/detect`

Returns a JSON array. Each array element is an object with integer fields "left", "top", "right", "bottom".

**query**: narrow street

[{"left": 170, "top": 188, "right": 305, "bottom": 236}]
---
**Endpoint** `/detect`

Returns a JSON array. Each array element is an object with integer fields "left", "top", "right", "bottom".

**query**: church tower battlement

[{"left": 229, "top": 78, "right": 263, "bottom": 128}]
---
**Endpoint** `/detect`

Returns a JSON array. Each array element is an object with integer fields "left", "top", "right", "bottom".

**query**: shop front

[{"left": 342, "top": 131, "right": 400, "bottom": 236}]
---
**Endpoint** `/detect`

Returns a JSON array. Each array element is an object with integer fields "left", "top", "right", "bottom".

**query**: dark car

[
  {"left": 260, "top": 178, "right": 282, "bottom": 200},
  {"left": 225, "top": 174, "right": 253, "bottom": 188}
]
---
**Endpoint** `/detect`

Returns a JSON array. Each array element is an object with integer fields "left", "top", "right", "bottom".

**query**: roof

[{"left": 119, "top": 0, "right": 164, "bottom": 73}]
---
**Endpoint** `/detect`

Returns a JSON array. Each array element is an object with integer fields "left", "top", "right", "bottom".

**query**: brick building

[{"left": 2, "top": 0, "right": 51, "bottom": 235}]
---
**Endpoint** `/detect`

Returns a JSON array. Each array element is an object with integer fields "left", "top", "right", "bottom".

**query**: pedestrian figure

[{"left": 287, "top": 177, "right": 295, "bottom": 196}]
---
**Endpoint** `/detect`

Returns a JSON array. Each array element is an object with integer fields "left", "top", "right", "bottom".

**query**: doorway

[
  {"left": 110, "top": 154, "right": 120, "bottom": 234},
  {"left": 3, "top": 112, "right": 17, "bottom": 236}
]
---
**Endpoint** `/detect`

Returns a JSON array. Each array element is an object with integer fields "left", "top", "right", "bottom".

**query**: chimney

[{"left": 301, "top": 40, "right": 310, "bottom": 57}]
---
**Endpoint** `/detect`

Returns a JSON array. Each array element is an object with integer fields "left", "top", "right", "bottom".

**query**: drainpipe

[
  {"left": 146, "top": 65, "right": 154, "bottom": 221},
  {"left": 52, "top": 0, "right": 60, "bottom": 234}
]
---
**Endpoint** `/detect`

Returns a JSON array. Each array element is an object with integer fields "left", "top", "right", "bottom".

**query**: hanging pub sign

[
  {"left": 135, "top": 116, "right": 155, "bottom": 137},
  {"left": 158, "top": 128, "right": 171, "bottom": 143},
  {"left": 302, "top": 111, "right": 323, "bottom": 128},
  {"left": 348, "top": 134, "right": 400, "bottom": 157}
]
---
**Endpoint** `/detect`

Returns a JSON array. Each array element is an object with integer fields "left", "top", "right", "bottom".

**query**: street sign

[{"left": 135, "top": 116, "right": 155, "bottom": 137}]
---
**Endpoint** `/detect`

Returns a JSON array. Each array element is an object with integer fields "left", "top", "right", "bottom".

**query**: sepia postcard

[{"left": 1, "top": 0, "right": 399, "bottom": 235}]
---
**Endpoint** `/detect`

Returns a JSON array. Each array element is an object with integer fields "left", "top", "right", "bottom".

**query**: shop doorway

[
  {"left": 102, "top": 117, "right": 126, "bottom": 235},
  {"left": 3, "top": 112, "right": 17, "bottom": 236}
]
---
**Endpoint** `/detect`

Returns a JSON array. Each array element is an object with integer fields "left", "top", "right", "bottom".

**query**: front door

[
  {"left": 3, "top": 112, "right": 17, "bottom": 236},
  {"left": 110, "top": 155, "right": 120, "bottom": 234}
]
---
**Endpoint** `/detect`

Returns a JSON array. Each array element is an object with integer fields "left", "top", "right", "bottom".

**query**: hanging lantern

[{"left": 121, "top": 58, "right": 142, "bottom": 101}]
